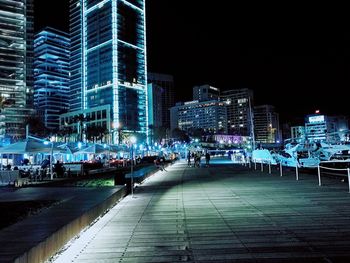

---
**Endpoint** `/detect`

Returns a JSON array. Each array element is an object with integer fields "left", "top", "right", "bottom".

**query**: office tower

[
  {"left": 69, "top": 0, "right": 148, "bottom": 142},
  {"left": 193, "top": 84, "right": 220, "bottom": 102},
  {"left": 147, "top": 83, "right": 163, "bottom": 128},
  {"left": 148, "top": 73, "right": 175, "bottom": 128},
  {"left": 254, "top": 105, "right": 280, "bottom": 144},
  {"left": 34, "top": 28, "right": 70, "bottom": 130},
  {"left": 221, "top": 88, "right": 254, "bottom": 136},
  {"left": 291, "top": 126, "right": 305, "bottom": 142},
  {"left": 0, "top": 0, "right": 34, "bottom": 141},
  {"left": 170, "top": 100, "right": 227, "bottom": 134},
  {"left": 305, "top": 114, "right": 348, "bottom": 142}
]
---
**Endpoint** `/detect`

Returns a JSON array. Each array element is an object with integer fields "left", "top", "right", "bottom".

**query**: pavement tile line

[
  {"left": 50, "top": 159, "right": 350, "bottom": 262},
  {"left": 51, "top": 164, "right": 179, "bottom": 263},
  {"left": 49, "top": 194, "right": 130, "bottom": 263}
]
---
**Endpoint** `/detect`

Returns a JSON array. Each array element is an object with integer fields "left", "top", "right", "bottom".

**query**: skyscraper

[
  {"left": 221, "top": 88, "right": 254, "bottom": 136},
  {"left": 0, "top": 0, "right": 34, "bottom": 141},
  {"left": 69, "top": 0, "right": 148, "bottom": 142},
  {"left": 148, "top": 73, "right": 175, "bottom": 129},
  {"left": 193, "top": 84, "right": 220, "bottom": 102},
  {"left": 170, "top": 100, "right": 227, "bottom": 134},
  {"left": 34, "top": 28, "right": 70, "bottom": 130},
  {"left": 254, "top": 105, "right": 280, "bottom": 144}
]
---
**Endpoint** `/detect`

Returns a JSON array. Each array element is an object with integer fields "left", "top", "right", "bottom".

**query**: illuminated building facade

[
  {"left": 170, "top": 100, "right": 227, "bottom": 134},
  {"left": 291, "top": 126, "right": 305, "bottom": 142},
  {"left": 305, "top": 114, "right": 349, "bottom": 142},
  {"left": 221, "top": 88, "right": 254, "bottom": 136},
  {"left": 305, "top": 115, "right": 328, "bottom": 141},
  {"left": 147, "top": 83, "right": 163, "bottom": 128},
  {"left": 69, "top": 0, "right": 148, "bottom": 142},
  {"left": 193, "top": 84, "right": 220, "bottom": 102},
  {"left": 253, "top": 105, "right": 280, "bottom": 144},
  {"left": 0, "top": 0, "right": 34, "bottom": 140},
  {"left": 34, "top": 28, "right": 70, "bottom": 130},
  {"left": 148, "top": 73, "right": 175, "bottom": 129}
]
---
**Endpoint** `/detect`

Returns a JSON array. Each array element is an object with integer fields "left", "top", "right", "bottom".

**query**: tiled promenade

[{"left": 53, "top": 158, "right": 350, "bottom": 262}]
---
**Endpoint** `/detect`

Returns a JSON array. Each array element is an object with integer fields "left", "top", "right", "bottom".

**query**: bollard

[
  {"left": 261, "top": 162, "right": 263, "bottom": 172},
  {"left": 280, "top": 162, "right": 283, "bottom": 177},
  {"left": 268, "top": 161, "right": 271, "bottom": 174},
  {"left": 347, "top": 168, "right": 350, "bottom": 193},
  {"left": 318, "top": 165, "right": 321, "bottom": 186},
  {"left": 295, "top": 165, "right": 299, "bottom": 181},
  {"left": 254, "top": 161, "right": 256, "bottom": 170},
  {"left": 249, "top": 159, "right": 251, "bottom": 169}
]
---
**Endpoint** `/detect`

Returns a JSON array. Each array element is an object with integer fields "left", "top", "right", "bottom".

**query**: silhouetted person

[{"left": 205, "top": 152, "right": 210, "bottom": 167}]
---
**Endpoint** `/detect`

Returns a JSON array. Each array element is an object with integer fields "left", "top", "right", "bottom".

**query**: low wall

[{"left": 11, "top": 187, "right": 126, "bottom": 263}]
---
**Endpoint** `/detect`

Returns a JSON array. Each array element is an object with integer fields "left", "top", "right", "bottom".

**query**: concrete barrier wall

[{"left": 14, "top": 187, "right": 126, "bottom": 263}]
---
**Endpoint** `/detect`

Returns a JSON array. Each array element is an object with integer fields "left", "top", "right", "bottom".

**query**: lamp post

[
  {"left": 112, "top": 121, "right": 122, "bottom": 145},
  {"left": 44, "top": 140, "right": 54, "bottom": 180},
  {"left": 130, "top": 136, "right": 137, "bottom": 197}
]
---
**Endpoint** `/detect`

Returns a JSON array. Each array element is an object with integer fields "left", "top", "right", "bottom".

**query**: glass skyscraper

[
  {"left": 69, "top": 0, "right": 148, "bottom": 142},
  {"left": 0, "top": 0, "right": 34, "bottom": 141},
  {"left": 34, "top": 28, "right": 70, "bottom": 130}
]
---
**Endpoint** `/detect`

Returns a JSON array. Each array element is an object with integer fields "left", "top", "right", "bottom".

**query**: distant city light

[{"left": 130, "top": 136, "right": 137, "bottom": 144}]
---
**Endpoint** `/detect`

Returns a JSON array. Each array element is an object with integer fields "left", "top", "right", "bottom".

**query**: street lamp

[
  {"left": 130, "top": 136, "right": 137, "bottom": 197},
  {"left": 112, "top": 121, "right": 122, "bottom": 145},
  {"left": 44, "top": 140, "right": 54, "bottom": 180}
]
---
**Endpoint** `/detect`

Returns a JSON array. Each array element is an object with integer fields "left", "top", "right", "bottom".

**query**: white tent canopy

[
  {"left": 0, "top": 140, "right": 53, "bottom": 154},
  {"left": 74, "top": 144, "right": 118, "bottom": 155}
]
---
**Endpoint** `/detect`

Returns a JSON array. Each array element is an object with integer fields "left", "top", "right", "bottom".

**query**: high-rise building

[
  {"left": 148, "top": 73, "right": 175, "bottom": 128},
  {"left": 0, "top": 0, "right": 35, "bottom": 141},
  {"left": 305, "top": 114, "right": 349, "bottom": 142},
  {"left": 254, "top": 105, "right": 280, "bottom": 144},
  {"left": 291, "top": 126, "right": 305, "bottom": 142},
  {"left": 147, "top": 83, "right": 163, "bottom": 128},
  {"left": 193, "top": 84, "right": 220, "bottom": 102},
  {"left": 34, "top": 28, "right": 70, "bottom": 130},
  {"left": 69, "top": 0, "right": 148, "bottom": 142},
  {"left": 220, "top": 88, "right": 254, "bottom": 136},
  {"left": 170, "top": 100, "right": 227, "bottom": 134}
]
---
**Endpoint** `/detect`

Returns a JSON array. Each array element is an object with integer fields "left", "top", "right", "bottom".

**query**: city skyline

[{"left": 34, "top": 1, "right": 350, "bottom": 122}]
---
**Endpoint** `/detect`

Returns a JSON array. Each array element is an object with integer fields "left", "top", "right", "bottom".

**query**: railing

[
  {"left": 251, "top": 158, "right": 300, "bottom": 181},
  {"left": 318, "top": 161, "right": 350, "bottom": 192},
  {"left": 247, "top": 158, "right": 350, "bottom": 193}
]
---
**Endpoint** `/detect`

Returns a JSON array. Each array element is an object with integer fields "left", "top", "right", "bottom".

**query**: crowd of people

[{"left": 187, "top": 151, "right": 211, "bottom": 167}]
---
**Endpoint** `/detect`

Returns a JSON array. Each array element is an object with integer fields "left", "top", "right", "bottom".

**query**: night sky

[{"left": 34, "top": 1, "right": 350, "bottom": 123}]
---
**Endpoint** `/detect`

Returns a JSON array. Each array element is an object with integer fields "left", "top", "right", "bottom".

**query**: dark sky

[{"left": 34, "top": 1, "right": 350, "bottom": 123}]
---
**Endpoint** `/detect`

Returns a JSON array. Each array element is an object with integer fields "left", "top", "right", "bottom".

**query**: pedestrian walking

[
  {"left": 187, "top": 151, "right": 192, "bottom": 167},
  {"left": 205, "top": 152, "right": 210, "bottom": 167},
  {"left": 155, "top": 157, "right": 167, "bottom": 171}
]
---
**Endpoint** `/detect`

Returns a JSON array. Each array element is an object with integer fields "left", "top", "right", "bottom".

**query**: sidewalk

[{"left": 52, "top": 158, "right": 350, "bottom": 262}]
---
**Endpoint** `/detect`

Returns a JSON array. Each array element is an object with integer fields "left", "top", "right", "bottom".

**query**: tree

[
  {"left": 188, "top": 127, "right": 205, "bottom": 140},
  {"left": 72, "top": 114, "right": 89, "bottom": 142},
  {"left": 154, "top": 126, "right": 167, "bottom": 143},
  {"left": 0, "top": 96, "right": 15, "bottom": 112},
  {"left": 86, "top": 125, "right": 99, "bottom": 143},
  {"left": 25, "top": 116, "right": 48, "bottom": 138},
  {"left": 172, "top": 128, "right": 190, "bottom": 143}
]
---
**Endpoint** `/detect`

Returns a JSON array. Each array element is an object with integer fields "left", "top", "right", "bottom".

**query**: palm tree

[
  {"left": 25, "top": 116, "right": 48, "bottom": 138},
  {"left": 72, "top": 114, "right": 89, "bottom": 142},
  {"left": 0, "top": 96, "right": 15, "bottom": 112}
]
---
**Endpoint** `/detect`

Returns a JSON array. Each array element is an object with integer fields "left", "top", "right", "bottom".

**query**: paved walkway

[{"left": 53, "top": 158, "right": 350, "bottom": 262}]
